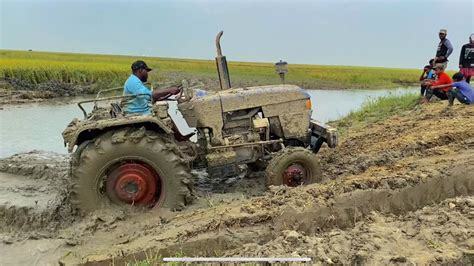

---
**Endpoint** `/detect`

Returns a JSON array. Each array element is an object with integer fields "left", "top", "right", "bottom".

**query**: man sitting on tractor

[{"left": 123, "top": 60, "right": 182, "bottom": 115}]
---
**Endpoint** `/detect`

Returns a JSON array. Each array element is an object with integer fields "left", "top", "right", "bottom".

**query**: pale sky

[{"left": 1, "top": 0, "right": 473, "bottom": 69}]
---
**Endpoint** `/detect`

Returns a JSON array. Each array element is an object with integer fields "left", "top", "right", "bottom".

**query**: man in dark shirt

[
  {"left": 434, "top": 29, "right": 454, "bottom": 69},
  {"left": 459, "top": 34, "right": 474, "bottom": 83}
]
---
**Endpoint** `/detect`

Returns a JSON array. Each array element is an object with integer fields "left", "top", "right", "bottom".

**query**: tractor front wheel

[{"left": 265, "top": 147, "right": 322, "bottom": 187}]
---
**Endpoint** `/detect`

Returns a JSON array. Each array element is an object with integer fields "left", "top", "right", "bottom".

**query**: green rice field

[{"left": 0, "top": 49, "right": 422, "bottom": 90}]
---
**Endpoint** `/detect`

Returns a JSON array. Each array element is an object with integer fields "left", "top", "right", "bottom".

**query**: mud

[
  {"left": 0, "top": 78, "right": 98, "bottom": 105},
  {"left": 0, "top": 75, "right": 216, "bottom": 105},
  {"left": 42, "top": 166, "right": 471, "bottom": 265},
  {"left": 229, "top": 195, "right": 474, "bottom": 265},
  {"left": 0, "top": 151, "right": 76, "bottom": 241},
  {"left": 0, "top": 101, "right": 473, "bottom": 265}
]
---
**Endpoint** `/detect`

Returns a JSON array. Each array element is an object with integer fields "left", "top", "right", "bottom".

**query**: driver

[{"left": 123, "top": 60, "right": 182, "bottom": 115}]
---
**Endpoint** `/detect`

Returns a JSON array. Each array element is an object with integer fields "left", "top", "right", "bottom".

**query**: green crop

[{"left": 1, "top": 49, "right": 424, "bottom": 89}]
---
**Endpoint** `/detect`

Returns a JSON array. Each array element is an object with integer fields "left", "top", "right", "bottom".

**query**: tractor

[{"left": 62, "top": 31, "right": 337, "bottom": 213}]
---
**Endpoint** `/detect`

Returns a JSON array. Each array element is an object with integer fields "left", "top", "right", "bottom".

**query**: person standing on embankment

[
  {"left": 434, "top": 29, "right": 454, "bottom": 69},
  {"left": 459, "top": 34, "right": 474, "bottom": 83}
]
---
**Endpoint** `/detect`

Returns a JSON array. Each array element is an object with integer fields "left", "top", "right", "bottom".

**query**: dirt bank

[
  {"left": 0, "top": 79, "right": 98, "bottom": 105},
  {"left": 0, "top": 75, "right": 218, "bottom": 105},
  {"left": 0, "top": 101, "right": 473, "bottom": 265}
]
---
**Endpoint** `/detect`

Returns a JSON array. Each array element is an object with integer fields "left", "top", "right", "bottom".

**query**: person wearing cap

[
  {"left": 433, "top": 29, "right": 454, "bottom": 69},
  {"left": 422, "top": 64, "right": 453, "bottom": 103},
  {"left": 459, "top": 34, "right": 474, "bottom": 83},
  {"left": 123, "top": 60, "right": 181, "bottom": 115}
]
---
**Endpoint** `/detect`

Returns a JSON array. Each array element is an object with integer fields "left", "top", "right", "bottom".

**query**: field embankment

[
  {"left": 0, "top": 50, "right": 422, "bottom": 104},
  {"left": 0, "top": 94, "right": 472, "bottom": 265}
]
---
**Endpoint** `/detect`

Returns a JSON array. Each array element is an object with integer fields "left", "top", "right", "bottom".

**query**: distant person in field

[
  {"left": 423, "top": 64, "right": 453, "bottom": 103},
  {"left": 459, "top": 34, "right": 474, "bottom": 83},
  {"left": 123, "top": 60, "right": 181, "bottom": 115},
  {"left": 433, "top": 29, "right": 454, "bottom": 69}
]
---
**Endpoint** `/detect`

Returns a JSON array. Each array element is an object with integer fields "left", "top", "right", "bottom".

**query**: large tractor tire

[
  {"left": 265, "top": 147, "right": 323, "bottom": 187},
  {"left": 70, "top": 127, "right": 193, "bottom": 214}
]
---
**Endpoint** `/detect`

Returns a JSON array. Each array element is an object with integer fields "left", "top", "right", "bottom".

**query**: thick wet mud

[
  {"left": 69, "top": 167, "right": 474, "bottom": 265},
  {"left": 0, "top": 151, "right": 75, "bottom": 241},
  {"left": 0, "top": 101, "right": 473, "bottom": 265}
]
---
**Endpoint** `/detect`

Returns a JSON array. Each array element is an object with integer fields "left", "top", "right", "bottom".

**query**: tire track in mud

[
  {"left": 0, "top": 151, "right": 75, "bottom": 237},
  {"left": 274, "top": 167, "right": 473, "bottom": 233},
  {"left": 78, "top": 166, "right": 473, "bottom": 265}
]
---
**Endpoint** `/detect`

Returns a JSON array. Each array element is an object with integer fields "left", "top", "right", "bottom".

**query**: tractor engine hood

[
  {"left": 218, "top": 84, "right": 310, "bottom": 112},
  {"left": 177, "top": 84, "right": 311, "bottom": 130}
]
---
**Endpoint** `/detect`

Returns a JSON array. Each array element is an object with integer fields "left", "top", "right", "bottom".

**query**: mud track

[
  {"left": 0, "top": 151, "right": 73, "bottom": 234},
  {"left": 0, "top": 102, "right": 473, "bottom": 265}
]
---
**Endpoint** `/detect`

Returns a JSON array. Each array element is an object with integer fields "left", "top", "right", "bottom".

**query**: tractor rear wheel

[
  {"left": 70, "top": 127, "right": 193, "bottom": 214},
  {"left": 265, "top": 147, "right": 322, "bottom": 187}
]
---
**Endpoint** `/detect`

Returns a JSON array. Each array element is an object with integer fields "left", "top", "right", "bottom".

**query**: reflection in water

[{"left": 0, "top": 88, "right": 417, "bottom": 158}]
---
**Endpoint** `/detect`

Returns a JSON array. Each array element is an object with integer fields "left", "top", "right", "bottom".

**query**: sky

[{"left": 0, "top": 0, "right": 473, "bottom": 69}]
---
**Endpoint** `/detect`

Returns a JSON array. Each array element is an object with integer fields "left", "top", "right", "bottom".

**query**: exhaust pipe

[{"left": 215, "top": 31, "right": 231, "bottom": 90}]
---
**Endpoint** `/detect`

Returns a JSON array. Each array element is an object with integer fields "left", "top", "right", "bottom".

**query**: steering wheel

[
  {"left": 163, "top": 85, "right": 191, "bottom": 104},
  {"left": 177, "top": 86, "right": 192, "bottom": 103},
  {"left": 172, "top": 86, "right": 185, "bottom": 101},
  {"left": 152, "top": 80, "right": 195, "bottom": 103}
]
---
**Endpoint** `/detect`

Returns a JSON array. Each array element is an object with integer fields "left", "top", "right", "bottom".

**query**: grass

[
  {"left": 331, "top": 93, "right": 420, "bottom": 135},
  {"left": 1, "top": 49, "right": 422, "bottom": 90}
]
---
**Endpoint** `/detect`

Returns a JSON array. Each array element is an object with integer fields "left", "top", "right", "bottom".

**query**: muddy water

[
  {"left": 0, "top": 88, "right": 417, "bottom": 158},
  {"left": 0, "top": 172, "right": 55, "bottom": 210}
]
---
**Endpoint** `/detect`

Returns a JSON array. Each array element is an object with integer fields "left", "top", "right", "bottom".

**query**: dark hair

[
  {"left": 429, "top": 59, "right": 434, "bottom": 65},
  {"left": 452, "top": 72, "right": 464, "bottom": 81},
  {"left": 424, "top": 65, "right": 431, "bottom": 69}
]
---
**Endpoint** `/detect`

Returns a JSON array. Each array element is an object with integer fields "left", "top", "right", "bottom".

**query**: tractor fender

[{"left": 62, "top": 116, "right": 174, "bottom": 153}]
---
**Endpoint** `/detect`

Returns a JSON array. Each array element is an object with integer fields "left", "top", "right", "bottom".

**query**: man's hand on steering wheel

[
  {"left": 169, "top": 84, "right": 183, "bottom": 95},
  {"left": 152, "top": 84, "right": 183, "bottom": 102}
]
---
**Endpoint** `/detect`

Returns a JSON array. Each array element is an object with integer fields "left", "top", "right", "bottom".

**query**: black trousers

[
  {"left": 425, "top": 88, "right": 448, "bottom": 100},
  {"left": 420, "top": 85, "right": 427, "bottom": 96}
]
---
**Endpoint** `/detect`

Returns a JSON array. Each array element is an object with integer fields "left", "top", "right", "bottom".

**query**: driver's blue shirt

[{"left": 123, "top": 74, "right": 152, "bottom": 115}]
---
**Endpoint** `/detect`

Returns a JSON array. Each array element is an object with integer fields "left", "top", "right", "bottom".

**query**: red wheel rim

[
  {"left": 282, "top": 163, "right": 308, "bottom": 187},
  {"left": 106, "top": 163, "right": 160, "bottom": 206}
]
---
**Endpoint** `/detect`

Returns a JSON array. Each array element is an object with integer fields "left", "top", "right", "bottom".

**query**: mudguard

[
  {"left": 62, "top": 115, "right": 173, "bottom": 152},
  {"left": 310, "top": 120, "right": 338, "bottom": 148}
]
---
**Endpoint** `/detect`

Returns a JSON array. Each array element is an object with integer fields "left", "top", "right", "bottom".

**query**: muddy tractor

[{"left": 62, "top": 31, "right": 338, "bottom": 213}]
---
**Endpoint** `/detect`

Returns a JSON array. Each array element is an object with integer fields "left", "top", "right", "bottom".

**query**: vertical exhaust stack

[{"left": 215, "top": 31, "right": 231, "bottom": 90}]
